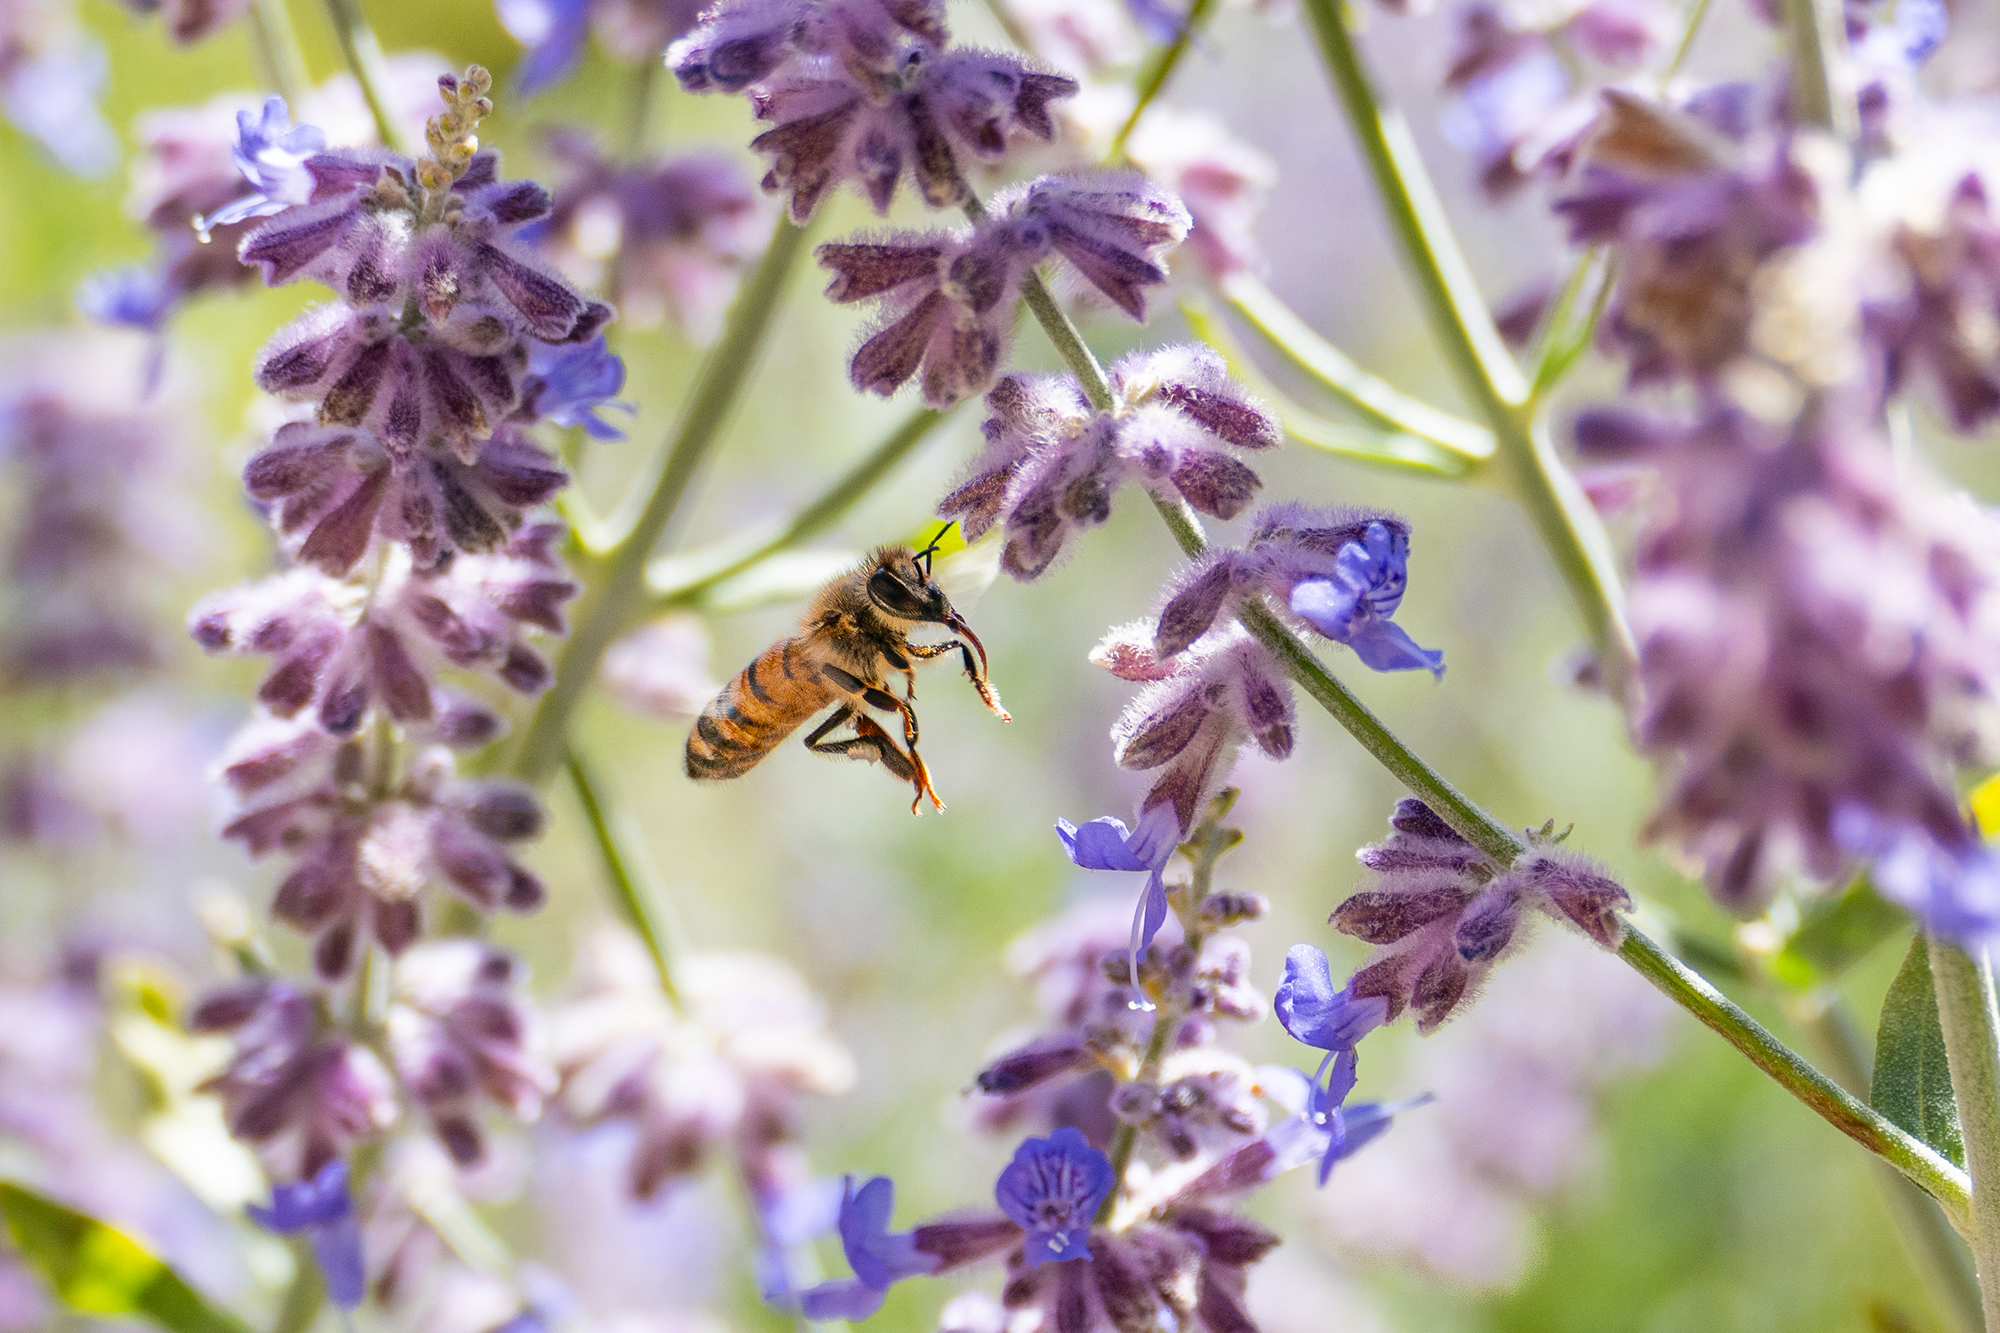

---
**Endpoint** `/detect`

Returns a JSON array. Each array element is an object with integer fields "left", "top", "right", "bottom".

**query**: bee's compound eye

[{"left": 868, "top": 567, "right": 928, "bottom": 618}]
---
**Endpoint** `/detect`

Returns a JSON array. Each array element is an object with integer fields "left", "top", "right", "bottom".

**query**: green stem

[
  {"left": 566, "top": 745, "right": 687, "bottom": 1013},
  {"left": 1107, "top": 0, "right": 1221, "bottom": 163},
  {"left": 320, "top": 0, "right": 407, "bottom": 153},
  {"left": 1795, "top": 996, "right": 1984, "bottom": 1333},
  {"left": 510, "top": 215, "right": 810, "bottom": 783},
  {"left": 1022, "top": 271, "right": 1115, "bottom": 410},
  {"left": 625, "top": 50, "right": 662, "bottom": 156},
  {"left": 1662, "top": 0, "right": 1718, "bottom": 83},
  {"left": 646, "top": 406, "right": 948, "bottom": 608},
  {"left": 1783, "top": 0, "right": 1853, "bottom": 138},
  {"left": 1296, "top": 0, "right": 1636, "bottom": 704},
  {"left": 269, "top": 1244, "right": 323, "bottom": 1333},
  {"left": 247, "top": 0, "right": 311, "bottom": 109},
  {"left": 1931, "top": 940, "right": 2000, "bottom": 1322},
  {"left": 1219, "top": 273, "right": 1493, "bottom": 462}
]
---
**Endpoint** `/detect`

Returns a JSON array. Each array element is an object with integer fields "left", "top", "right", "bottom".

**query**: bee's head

[{"left": 866, "top": 546, "right": 951, "bottom": 623}]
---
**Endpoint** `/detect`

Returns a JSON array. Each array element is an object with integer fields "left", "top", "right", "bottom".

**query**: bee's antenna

[{"left": 916, "top": 521, "right": 952, "bottom": 580}]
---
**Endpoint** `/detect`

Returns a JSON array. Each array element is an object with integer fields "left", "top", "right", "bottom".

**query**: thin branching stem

[
  {"left": 647, "top": 405, "right": 948, "bottom": 607},
  {"left": 320, "top": 0, "right": 408, "bottom": 152},
  {"left": 1931, "top": 941, "right": 2000, "bottom": 1320},
  {"left": 1108, "top": 0, "right": 1222, "bottom": 162},
  {"left": 1296, "top": 0, "right": 1637, "bottom": 704},
  {"left": 566, "top": 745, "right": 687, "bottom": 1013},
  {"left": 1219, "top": 273, "right": 1494, "bottom": 461},
  {"left": 248, "top": 0, "right": 311, "bottom": 109},
  {"left": 511, "top": 215, "right": 810, "bottom": 783}
]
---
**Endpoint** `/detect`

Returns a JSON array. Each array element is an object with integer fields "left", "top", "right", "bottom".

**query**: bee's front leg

[{"left": 905, "top": 639, "right": 1010, "bottom": 721}]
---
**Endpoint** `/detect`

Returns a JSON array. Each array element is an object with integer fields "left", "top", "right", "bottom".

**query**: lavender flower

[
  {"left": 994, "top": 1127, "right": 1114, "bottom": 1265},
  {"left": 116, "top": 0, "right": 252, "bottom": 43},
  {"left": 189, "top": 979, "right": 399, "bottom": 1177},
  {"left": 820, "top": 175, "right": 1188, "bottom": 406},
  {"left": 387, "top": 940, "right": 557, "bottom": 1164},
  {"left": 795, "top": 1175, "right": 941, "bottom": 1320},
  {"left": 1259, "top": 1059, "right": 1413, "bottom": 1187},
  {"left": 1272, "top": 944, "right": 1388, "bottom": 1059},
  {"left": 1553, "top": 88, "right": 1819, "bottom": 385},
  {"left": 670, "top": 0, "right": 1078, "bottom": 220},
  {"left": 1148, "top": 505, "right": 1444, "bottom": 676},
  {"left": 194, "top": 95, "right": 327, "bottom": 238},
  {"left": 1329, "top": 800, "right": 1631, "bottom": 1032},
  {"left": 1056, "top": 805, "right": 1179, "bottom": 976},
  {"left": 1577, "top": 396, "right": 2000, "bottom": 926},
  {"left": 192, "top": 525, "right": 576, "bottom": 724},
  {"left": 537, "top": 134, "right": 767, "bottom": 339},
  {"left": 938, "top": 344, "right": 1271, "bottom": 578},
  {"left": 247, "top": 1158, "right": 367, "bottom": 1308},
  {"left": 599, "top": 614, "right": 721, "bottom": 718},
  {"left": 209, "top": 736, "right": 550, "bottom": 977}
]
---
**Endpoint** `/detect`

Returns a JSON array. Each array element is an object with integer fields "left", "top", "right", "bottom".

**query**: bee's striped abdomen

[{"left": 684, "top": 638, "right": 839, "bottom": 780}]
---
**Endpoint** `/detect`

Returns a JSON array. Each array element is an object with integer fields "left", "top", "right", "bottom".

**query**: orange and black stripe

[{"left": 684, "top": 638, "right": 840, "bottom": 780}]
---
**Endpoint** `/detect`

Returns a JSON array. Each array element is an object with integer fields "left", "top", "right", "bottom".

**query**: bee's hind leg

[{"left": 802, "top": 706, "right": 942, "bottom": 814}]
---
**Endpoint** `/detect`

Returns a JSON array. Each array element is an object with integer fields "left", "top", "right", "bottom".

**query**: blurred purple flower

[
  {"left": 0, "top": 0, "right": 117, "bottom": 175},
  {"left": 248, "top": 1158, "right": 366, "bottom": 1308},
  {"left": 388, "top": 940, "right": 557, "bottom": 1164},
  {"left": 117, "top": 0, "right": 254, "bottom": 43},
  {"left": 538, "top": 135, "right": 765, "bottom": 339},
  {"left": 995, "top": 1127, "right": 1115, "bottom": 1266},
  {"left": 500, "top": 0, "right": 706, "bottom": 94},
  {"left": 76, "top": 265, "right": 175, "bottom": 334}
]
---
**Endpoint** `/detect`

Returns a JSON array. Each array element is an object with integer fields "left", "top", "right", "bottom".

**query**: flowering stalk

[
  {"left": 998, "top": 226, "right": 1969, "bottom": 1213},
  {"left": 511, "top": 215, "right": 810, "bottom": 783},
  {"left": 646, "top": 406, "right": 949, "bottom": 608},
  {"left": 1297, "top": 0, "right": 1637, "bottom": 704},
  {"left": 320, "top": 0, "right": 406, "bottom": 151},
  {"left": 1930, "top": 940, "right": 2000, "bottom": 1319}
]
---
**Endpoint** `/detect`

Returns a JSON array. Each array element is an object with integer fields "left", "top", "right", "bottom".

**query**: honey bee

[{"left": 684, "top": 529, "right": 1009, "bottom": 812}]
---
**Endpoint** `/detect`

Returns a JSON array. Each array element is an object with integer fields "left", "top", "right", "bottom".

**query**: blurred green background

[{"left": 0, "top": 0, "right": 1980, "bottom": 1330}]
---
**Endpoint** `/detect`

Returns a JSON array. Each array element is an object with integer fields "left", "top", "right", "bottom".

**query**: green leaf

[
  {"left": 1872, "top": 935, "right": 1965, "bottom": 1169},
  {"left": 0, "top": 1182, "right": 251, "bottom": 1333},
  {"left": 1768, "top": 873, "right": 1909, "bottom": 989}
]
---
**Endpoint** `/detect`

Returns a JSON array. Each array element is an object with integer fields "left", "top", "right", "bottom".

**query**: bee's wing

[
  {"left": 934, "top": 535, "right": 1000, "bottom": 610},
  {"left": 702, "top": 550, "right": 862, "bottom": 613}
]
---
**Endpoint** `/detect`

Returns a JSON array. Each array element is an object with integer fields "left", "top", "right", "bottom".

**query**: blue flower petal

[
  {"left": 1274, "top": 945, "right": 1386, "bottom": 1053},
  {"left": 1345, "top": 620, "right": 1445, "bottom": 678},
  {"left": 799, "top": 1279, "right": 888, "bottom": 1322}
]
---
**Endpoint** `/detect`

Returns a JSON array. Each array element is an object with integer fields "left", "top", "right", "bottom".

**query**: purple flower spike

[
  {"left": 994, "top": 1127, "right": 1115, "bottom": 1267},
  {"left": 795, "top": 1175, "right": 940, "bottom": 1321},
  {"left": 195, "top": 96, "right": 326, "bottom": 238},
  {"left": 1286, "top": 522, "right": 1444, "bottom": 678},
  {"left": 1274, "top": 944, "right": 1388, "bottom": 1055},
  {"left": 247, "top": 1158, "right": 366, "bottom": 1308}
]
